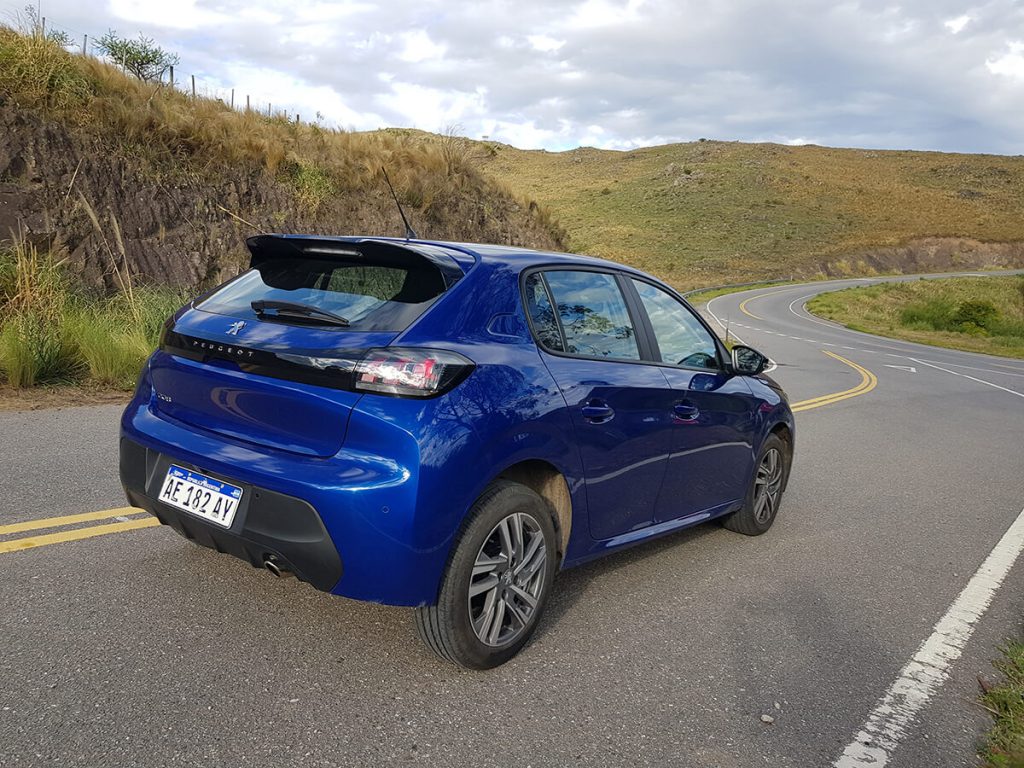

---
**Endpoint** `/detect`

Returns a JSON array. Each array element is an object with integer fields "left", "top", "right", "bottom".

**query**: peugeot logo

[{"left": 226, "top": 321, "right": 246, "bottom": 336}]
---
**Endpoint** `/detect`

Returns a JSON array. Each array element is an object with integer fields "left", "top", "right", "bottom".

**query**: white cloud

[
  {"left": 944, "top": 14, "right": 971, "bottom": 34},
  {"left": 375, "top": 82, "right": 486, "bottom": 129},
  {"left": 213, "top": 63, "right": 382, "bottom": 129},
  {"left": 987, "top": 41, "right": 1024, "bottom": 79},
  {"left": 566, "top": 0, "right": 646, "bottom": 29},
  {"left": 107, "top": 0, "right": 226, "bottom": 29},
  {"left": 528, "top": 35, "right": 564, "bottom": 53},
  {"left": 397, "top": 29, "right": 446, "bottom": 63}
]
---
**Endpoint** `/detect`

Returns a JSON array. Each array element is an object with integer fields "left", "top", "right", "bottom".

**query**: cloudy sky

[{"left": 8, "top": 0, "right": 1024, "bottom": 153}]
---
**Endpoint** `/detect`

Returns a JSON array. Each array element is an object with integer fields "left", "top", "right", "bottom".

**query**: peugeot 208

[{"left": 120, "top": 235, "right": 794, "bottom": 669}]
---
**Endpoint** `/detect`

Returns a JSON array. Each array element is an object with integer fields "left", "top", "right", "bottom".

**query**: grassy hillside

[
  {"left": 807, "top": 275, "right": 1024, "bottom": 359},
  {"left": 485, "top": 141, "right": 1024, "bottom": 290}
]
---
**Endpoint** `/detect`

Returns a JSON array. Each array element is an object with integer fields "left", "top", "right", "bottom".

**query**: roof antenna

[{"left": 380, "top": 167, "right": 418, "bottom": 240}]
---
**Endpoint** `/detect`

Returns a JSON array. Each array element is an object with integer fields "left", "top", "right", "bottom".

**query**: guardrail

[{"left": 681, "top": 277, "right": 796, "bottom": 300}]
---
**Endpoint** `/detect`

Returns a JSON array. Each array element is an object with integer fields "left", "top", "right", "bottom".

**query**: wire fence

[{"left": 32, "top": 13, "right": 312, "bottom": 124}]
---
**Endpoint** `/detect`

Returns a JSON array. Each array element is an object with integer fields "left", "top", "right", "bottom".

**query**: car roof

[{"left": 260, "top": 233, "right": 650, "bottom": 278}]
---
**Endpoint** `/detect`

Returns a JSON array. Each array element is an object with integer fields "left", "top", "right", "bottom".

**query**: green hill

[{"left": 484, "top": 140, "right": 1024, "bottom": 290}]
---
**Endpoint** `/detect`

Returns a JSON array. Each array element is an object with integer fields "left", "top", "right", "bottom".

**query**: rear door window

[
  {"left": 198, "top": 258, "right": 448, "bottom": 331},
  {"left": 536, "top": 270, "right": 640, "bottom": 361}
]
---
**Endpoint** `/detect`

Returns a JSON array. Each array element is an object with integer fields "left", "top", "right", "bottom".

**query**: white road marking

[
  {"left": 702, "top": 296, "right": 777, "bottom": 372},
  {"left": 883, "top": 365, "right": 917, "bottom": 373},
  {"left": 704, "top": 296, "right": 749, "bottom": 347},
  {"left": 834, "top": 503, "right": 1024, "bottom": 768},
  {"left": 889, "top": 356, "right": 1024, "bottom": 379},
  {"left": 909, "top": 358, "right": 1024, "bottom": 398},
  {"left": 788, "top": 292, "right": 842, "bottom": 330}
]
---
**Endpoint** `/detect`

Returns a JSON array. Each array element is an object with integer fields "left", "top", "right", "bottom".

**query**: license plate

[{"left": 159, "top": 465, "right": 243, "bottom": 528}]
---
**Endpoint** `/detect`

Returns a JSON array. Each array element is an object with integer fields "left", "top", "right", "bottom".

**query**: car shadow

[{"left": 537, "top": 521, "right": 725, "bottom": 636}]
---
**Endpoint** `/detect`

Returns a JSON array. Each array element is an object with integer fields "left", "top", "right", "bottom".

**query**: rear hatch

[{"left": 152, "top": 236, "right": 464, "bottom": 457}]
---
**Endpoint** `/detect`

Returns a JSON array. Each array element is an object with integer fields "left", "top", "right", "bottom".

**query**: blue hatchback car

[{"left": 120, "top": 235, "right": 794, "bottom": 668}]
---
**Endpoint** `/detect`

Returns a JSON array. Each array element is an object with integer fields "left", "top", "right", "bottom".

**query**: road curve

[{"left": 0, "top": 273, "right": 1022, "bottom": 768}]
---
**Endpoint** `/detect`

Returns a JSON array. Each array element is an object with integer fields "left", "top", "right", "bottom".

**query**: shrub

[
  {"left": 899, "top": 298, "right": 953, "bottom": 331},
  {"left": 952, "top": 300, "right": 998, "bottom": 332}
]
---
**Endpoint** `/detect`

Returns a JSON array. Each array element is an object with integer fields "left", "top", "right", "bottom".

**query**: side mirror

[{"left": 731, "top": 345, "right": 768, "bottom": 376}]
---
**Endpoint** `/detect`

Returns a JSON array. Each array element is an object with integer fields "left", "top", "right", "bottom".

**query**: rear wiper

[{"left": 251, "top": 300, "right": 350, "bottom": 327}]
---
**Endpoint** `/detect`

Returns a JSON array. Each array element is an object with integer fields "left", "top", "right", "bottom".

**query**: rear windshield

[{"left": 198, "top": 257, "right": 448, "bottom": 331}]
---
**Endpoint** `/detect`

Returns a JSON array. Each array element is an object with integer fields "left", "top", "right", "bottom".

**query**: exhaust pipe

[{"left": 263, "top": 557, "right": 293, "bottom": 579}]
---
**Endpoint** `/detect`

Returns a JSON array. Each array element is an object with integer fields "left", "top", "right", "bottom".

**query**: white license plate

[{"left": 159, "top": 465, "right": 243, "bottom": 528}]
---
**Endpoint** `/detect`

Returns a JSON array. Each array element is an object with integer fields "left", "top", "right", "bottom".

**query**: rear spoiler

[{"left": 245, "top": 235, "right": 465, "bottom": 287}]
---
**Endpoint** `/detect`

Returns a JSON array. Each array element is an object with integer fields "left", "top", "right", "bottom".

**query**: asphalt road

[{"left": 2, "top": 272, "right": 1023, "bottom": 767}]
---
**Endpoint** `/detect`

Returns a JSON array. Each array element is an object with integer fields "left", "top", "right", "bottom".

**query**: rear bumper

[{"left": 119, "top": 438, "right": 343, "bottom": 592}]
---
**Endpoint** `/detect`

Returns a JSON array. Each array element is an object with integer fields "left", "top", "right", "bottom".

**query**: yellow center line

[
  {"left": 738, "top": 295, "right": 764, "bottom": 320},
  {"left": 0, "top": 507, "right": 145, "bottom": 536},
  {"left": 0, "top": 517, "right": 161, "bottom": 554},
  {"left": 790, "top": 350, "right": 878, "bottom": 412},
  {"left": 738, "top": 288, "right": 793, "bottom": 321}
]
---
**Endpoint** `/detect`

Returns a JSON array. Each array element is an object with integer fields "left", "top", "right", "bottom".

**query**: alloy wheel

[
  {"left": 753, "top": 447, "right": 784, "bottom": 525},
  {"left": 468, "top": 512, "right": 547, "bottom": 647}
]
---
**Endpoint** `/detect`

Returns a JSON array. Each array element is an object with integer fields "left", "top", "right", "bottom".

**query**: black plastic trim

[{"left": 119, "top": 438, "right": 343, "bottom": 592}]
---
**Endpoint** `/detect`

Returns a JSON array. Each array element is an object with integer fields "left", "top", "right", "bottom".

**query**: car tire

[
  {"left": 722, "top": 433, "right": 789, "bottom": 536},
  {"left": 415, "top": 480, "right": 558, "bottom": 669}
]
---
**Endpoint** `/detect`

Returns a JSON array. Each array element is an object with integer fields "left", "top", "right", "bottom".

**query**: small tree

[{"left": 96, "top": 31, "right": 179, "bottom": 82}]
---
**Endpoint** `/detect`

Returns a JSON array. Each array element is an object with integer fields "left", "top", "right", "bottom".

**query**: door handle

[
  {"left": 582, "top": 402, "right": 615, "bottom": 423},
  {"left": 673, "top": 403, "right": 700, "bottom": 421}
]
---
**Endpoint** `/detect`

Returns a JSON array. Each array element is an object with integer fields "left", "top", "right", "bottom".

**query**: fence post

[
  {"left": 268, "top": 102, "right": 272, "bottom": 116},
  {"left": 41, "top": 17, "right": 45, "bottom": 37},
  {"left": 295, "top": 114, "right": 300, "bottom": 124},
  {"left": 169, "top": 65, "right": 174, "bottom": 87},
  {"left": 83, "top": 34, "right": 87, "bottom": 55},
  {"left": 246, "top": 94, "right": 250, "bottom": 111},
  {"left": 191, "top": 75, "right": 196, "bottom": 99},
  {"left": 230, "top": 88, "right": 234, "bottom": 109}
]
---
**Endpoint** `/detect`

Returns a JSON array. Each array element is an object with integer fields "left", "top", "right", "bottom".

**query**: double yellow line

[
  {"left": 0, "top": 507, "right": 158, "bottom": 554},
  {"left": 790, "top": 351, "right": 878, "bottom": 412}
]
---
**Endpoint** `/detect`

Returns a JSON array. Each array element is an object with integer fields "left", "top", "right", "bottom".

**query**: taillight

[{"left": 353, "top": 348, "right": 474, "bottom": 398}]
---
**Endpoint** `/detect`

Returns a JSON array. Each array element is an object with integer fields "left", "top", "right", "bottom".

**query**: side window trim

[
  {"left": 614, "top": 272, "right": 658, "bottom": 362},
  {"left": 625, "top": 276, "right": 728, "bottom": 371},
  {"left": 536, "top": 272, "right": 569, "bottom": 353}
]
